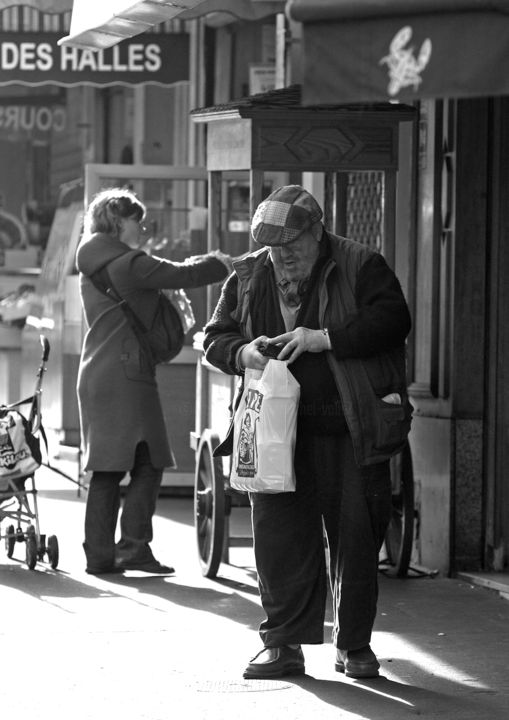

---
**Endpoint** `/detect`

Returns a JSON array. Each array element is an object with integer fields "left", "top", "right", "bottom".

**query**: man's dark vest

[{"left": 231, "top": 233, "right": 413, "bottom": 467}]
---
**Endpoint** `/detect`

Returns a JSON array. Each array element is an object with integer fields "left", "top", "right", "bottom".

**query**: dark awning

[{"left": 287, "top": 0, "right": 509, "bottom": 104}]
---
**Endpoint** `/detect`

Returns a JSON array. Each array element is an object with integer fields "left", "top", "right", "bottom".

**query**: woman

[{"left": 76, "top": 187, "right": 231, "bottom": 574}]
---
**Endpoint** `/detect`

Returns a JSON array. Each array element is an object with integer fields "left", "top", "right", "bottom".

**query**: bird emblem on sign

[{"left": 380, "top": 26, "right": 432, "bottom": 96}]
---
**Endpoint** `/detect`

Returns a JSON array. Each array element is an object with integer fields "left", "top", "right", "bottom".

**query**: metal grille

[
  {"left": 0, "top": 7, "right": 72, "bottom": 30},
  {"left": 346, "top": 171, "right": 385, "bottom": 252},
  {"left": 0, "top": 9, "right": 184, "bottom": 32}
]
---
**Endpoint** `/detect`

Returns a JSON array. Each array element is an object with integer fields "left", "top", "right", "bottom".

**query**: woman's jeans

[
  {"left": 83, "top": 441, "right": 163, "bottom": 571},
  {"left": 250, "top": 432, "right": 392, "bottom": 651}
]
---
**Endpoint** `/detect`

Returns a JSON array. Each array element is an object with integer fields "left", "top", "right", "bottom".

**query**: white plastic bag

[
  {"left": 230, "top": 360, "right": 300, "bottom": 493},
  {"left": 162, "top": 288, "right": 195, "bottom": 334}
]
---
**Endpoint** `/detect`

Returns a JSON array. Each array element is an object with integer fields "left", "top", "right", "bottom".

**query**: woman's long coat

[{"left": 76, "top": 232, "right": 228, "bottom": 472}]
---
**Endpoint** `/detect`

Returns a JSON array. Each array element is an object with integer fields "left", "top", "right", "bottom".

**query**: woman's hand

[{"left": 267, "top": 327, "right": 329, "bottom": 363}]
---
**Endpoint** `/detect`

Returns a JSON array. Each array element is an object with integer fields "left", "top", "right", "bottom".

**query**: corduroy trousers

[{"left": 250, "top": 432, "right": 392, "bottom": 651}]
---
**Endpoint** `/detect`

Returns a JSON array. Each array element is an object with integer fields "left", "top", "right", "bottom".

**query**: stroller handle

[{"left": 40, "top": 334, "right": 50, "bottom": 363}]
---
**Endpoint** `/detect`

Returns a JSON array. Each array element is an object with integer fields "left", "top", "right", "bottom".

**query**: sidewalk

[{"left": 1, "top": 484, "right": 508, "bottom": 720}]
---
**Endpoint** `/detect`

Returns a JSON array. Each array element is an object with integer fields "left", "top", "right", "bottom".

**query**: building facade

[{"left": 3, "top": 0, "right": 506, "bottom": 577}]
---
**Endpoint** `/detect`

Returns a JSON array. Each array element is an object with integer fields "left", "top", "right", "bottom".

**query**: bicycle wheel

[{"left": 384, "top": 442, "right": 414, "bottom": 577}]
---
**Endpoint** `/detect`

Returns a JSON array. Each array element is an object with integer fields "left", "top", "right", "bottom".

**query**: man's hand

[
  {"left": 238, "top": 335, "right": 273, "bottom": 371},
  {"left": 267, "top": 327, "right": 329, "bottom": 363}
]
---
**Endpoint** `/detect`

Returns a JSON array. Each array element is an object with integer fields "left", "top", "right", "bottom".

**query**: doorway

[{"left": 484, "top": 97, "right": 509, "bottom": 571}]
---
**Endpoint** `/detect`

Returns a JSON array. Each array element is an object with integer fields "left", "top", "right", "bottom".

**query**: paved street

[{"left": 1, "top": 480, "right": 509, "bottom": 720}]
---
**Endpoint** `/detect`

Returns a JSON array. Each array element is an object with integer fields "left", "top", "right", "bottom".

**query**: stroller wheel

[
  {"left": 47, "top": 535, "right": 59, "bottom": 570},
  {"left": 25, "top": 525, "right": 37, "bottom": 570},
  {"left": 5, "top": 525, "right": 15, "bottom": 558},
  {"left": 38, "top": 534, "right": 46, "bottom": 561}
]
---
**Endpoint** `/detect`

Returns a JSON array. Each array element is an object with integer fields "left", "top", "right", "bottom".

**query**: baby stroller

[{"left": 0, "top": 335, "right": 59, "bottom": 570}]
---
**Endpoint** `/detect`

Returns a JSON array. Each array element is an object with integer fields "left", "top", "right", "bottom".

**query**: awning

[
  {"left": 58, "top": 0, "right": 211, "bottom": 49},
  {"left": 59, "top": 0, "right": 284, "bottom": 49},
  {"left": 287, "top": 0, "right": 509, "bottom": 104}
]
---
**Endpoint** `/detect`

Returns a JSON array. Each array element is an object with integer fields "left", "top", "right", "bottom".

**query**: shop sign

[
  {"left": 0, "top": 31, "right": 189, "bottom": 87},
  {"left": 291, "top": 8, "right": 509, "bottom": 105},
  {"left": 249, "top": 64, "right": 275, "bottom": 95},
  {"left": 0, "top": 101, "right": 66, "bottom": 138}
]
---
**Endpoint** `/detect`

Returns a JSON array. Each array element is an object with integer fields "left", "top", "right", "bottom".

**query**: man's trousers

[{"left": 250, "top": 432, "right": 392, "bottom": 650}]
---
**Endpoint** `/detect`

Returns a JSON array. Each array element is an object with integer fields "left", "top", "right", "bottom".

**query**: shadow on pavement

[
  {"left": 291, "top": 673, "right": 501, "bottom": 719},
  {"left": 0, "top": 558, "right": 264, "bottom": 630},
  {"left": 213, "top": 570, "right": 260, "bottom": 596},
  {"left": 0, "top": 562, "right": 119, "bottom": 600},
  {"left": 102, "top": 571, "right": 263, "bottom": 630}
]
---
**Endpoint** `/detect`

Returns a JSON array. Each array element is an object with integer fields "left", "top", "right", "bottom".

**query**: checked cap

[{"left": 251, "top": 185, "right": 323, "bottom": 246}]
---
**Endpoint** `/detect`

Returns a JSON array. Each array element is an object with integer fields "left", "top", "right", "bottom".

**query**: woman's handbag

[
  {"left": 230, "top": 360, "right": 300, "bottom": 493},
  {"left": 90, "top": 267, "right": 190, "bottom": 365}
]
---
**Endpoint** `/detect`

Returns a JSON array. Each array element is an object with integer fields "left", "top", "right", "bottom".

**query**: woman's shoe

[{"left": 243, "top": 646, "right": 305, "bottom": 679}]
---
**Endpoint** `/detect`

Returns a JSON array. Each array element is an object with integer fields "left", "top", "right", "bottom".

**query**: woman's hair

[{"left": 83, "top": 187, "right": 146, "bottom": 237}]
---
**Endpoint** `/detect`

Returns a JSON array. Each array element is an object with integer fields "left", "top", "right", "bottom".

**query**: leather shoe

[
  {"left": 243, "top": 646, "right": 305, "bottom": 679},
  {"left": 115, "top": 559, "right": 175, "bottom": 574},
  {"left": 335, "top": 645, "right": 380, "bottom": 678},
  {"left": 86, "top": 566, "right": 124, "bottom": 575}
]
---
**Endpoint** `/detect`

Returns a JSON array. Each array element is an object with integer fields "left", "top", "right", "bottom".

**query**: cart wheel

[
  {"left": 25, "top": 525, "right": 37, "bottom": 570},
  {"left": 47, "top": 535, "right": 59, "bottom": 570},
  {"left": 194, "top": 430, "right": 225, "bottom": 578},
  {"left": 5, "top": 525, "right": 15, "bottom": 558},
  {"left": 385, "top": 442, "right": 414, "bottom": 577}
]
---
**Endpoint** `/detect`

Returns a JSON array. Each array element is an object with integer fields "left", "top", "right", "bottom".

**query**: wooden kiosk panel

[
  {"left": 194, "top": 88, "right": 413, "bottom": 176},
  {"left": 252, "top": 118, "right": 400, "bottom": 171}
]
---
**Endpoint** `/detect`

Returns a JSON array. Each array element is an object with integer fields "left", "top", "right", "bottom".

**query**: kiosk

[{"left": 189, "top": 85, "right": 417, "bottom": 578}]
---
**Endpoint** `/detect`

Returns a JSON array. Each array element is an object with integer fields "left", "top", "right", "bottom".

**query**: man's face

[{"left": 269, "top": 230, "right": 320, "bottom": 281}]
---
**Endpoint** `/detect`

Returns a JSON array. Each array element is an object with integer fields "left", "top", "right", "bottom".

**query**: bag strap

[
  {"left": 90, "top": 265, "right": 148, "bottom": 329},
  {"left": 89, "top": 265, "right": 156, "bottom": 366}
]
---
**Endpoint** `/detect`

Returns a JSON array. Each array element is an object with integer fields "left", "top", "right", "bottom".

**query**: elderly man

[{"left": 203, "top": 185, "right": 412, "bottom": 679}]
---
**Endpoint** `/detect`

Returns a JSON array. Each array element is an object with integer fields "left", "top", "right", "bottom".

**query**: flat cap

[{"left": 251, "top": 185, "right": 323, "bottom": 246}]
